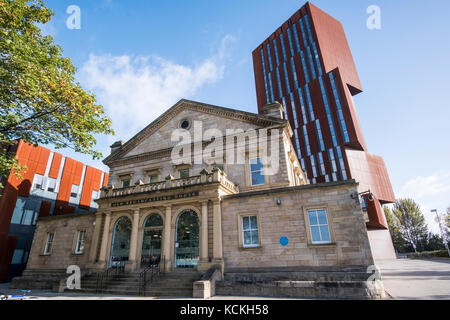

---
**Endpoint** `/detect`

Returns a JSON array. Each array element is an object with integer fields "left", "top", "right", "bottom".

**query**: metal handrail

[
  {"left": 139, "top": 256, "right": 165, "bottom": 296},
  {"left": 95, "top": 266, "right": 125, "bottom": 294}
]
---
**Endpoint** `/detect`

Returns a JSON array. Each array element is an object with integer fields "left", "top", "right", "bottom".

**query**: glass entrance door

[
  {"left": 175, "top": 210, "right": 199, "bottom": 269},
  {"left": 141, "top": 213, "right": 163, "bottom": 268},
  {"left": 109, "top": 217, "right": 132, "bottom": 268},
  {"left": 141, "top": 229, "right": 162, "bottom": 267}
]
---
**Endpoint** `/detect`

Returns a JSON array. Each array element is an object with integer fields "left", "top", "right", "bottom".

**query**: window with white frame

[
  {"left": 46, "top": 177, "right": 56, "bottom": 192},
  {"left": 70, "top": 184, "right": 79, "bottom": 198},
  {"left": 75, "top": 230, "right": 86, "bottom": 254},
  {"left": 44, "top": 233, "right": 54, "bottom": 255},
  {"left": 242, "top": 216, "right": 259, "bottom": 247},
  {"left": 250, "top": 158, "right": 265, "bottom": 186},
  {"left": 92, "top": 189, "right": 100, "bottom": 200},
  {"left": 307, "top": 209, "right": 332, "bottom": 244},
  {"left": 33, "top": 174, "right": 44, "bottom": 190}
]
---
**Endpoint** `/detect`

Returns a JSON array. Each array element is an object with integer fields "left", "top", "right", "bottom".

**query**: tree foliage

[
  {"left": 387, "top": 199, "right": 429, "bottom": 253},
  {"left": 0, "top": 0, "right": 113, "bottom": 183}
]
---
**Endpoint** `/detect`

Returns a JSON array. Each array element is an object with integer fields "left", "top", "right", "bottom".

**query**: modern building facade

[
  {"left": 12, "top": 100, "right": 384, "bottom": 298},
  {"left": 252, "top": 2, "right": 396, "bottom": 259},
  {"left": 0, "top": 140, "right": 108, "bottom": 282}
]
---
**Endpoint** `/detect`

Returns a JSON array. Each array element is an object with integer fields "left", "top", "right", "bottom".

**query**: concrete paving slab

[{"left": 376, "top": 258, "right": 450, "bottom": 300}]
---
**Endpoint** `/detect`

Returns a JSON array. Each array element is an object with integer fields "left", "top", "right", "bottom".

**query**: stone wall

[
  {"left": 26, "top": 213, "right": 95, "bottom": 271},
  {"left": 221, "top": 180, "right": 374, "bottom": 270}
]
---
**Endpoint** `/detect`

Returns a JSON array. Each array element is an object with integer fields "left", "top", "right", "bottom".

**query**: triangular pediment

[{"left": 103, "top": 99, "right": 286, "bottom": 165}]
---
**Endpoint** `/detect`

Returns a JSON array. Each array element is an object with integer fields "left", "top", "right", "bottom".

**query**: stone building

[{"left": 13, "top": 99, "right": 383, "bottom": 298}]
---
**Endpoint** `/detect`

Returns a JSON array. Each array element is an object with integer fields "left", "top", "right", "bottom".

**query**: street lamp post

[{"left": 431, "top": 209, "right": 450, "bottom": 257}]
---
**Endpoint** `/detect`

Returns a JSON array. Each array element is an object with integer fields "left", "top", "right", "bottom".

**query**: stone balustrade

[{"left": 100, "top": 168, "right": 239, "bottom": 199}]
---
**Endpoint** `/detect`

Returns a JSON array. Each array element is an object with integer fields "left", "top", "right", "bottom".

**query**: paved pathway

[{"left": 376, "top": 258, "right": 450, "bottom": 300}]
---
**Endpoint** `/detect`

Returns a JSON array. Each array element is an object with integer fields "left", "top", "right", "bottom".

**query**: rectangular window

[
  {"left": 315, "top": 119, "right": 325, "bottom": 151},
  {"left": 92, "top": 189, "right": 100, "bottom": 200},
  {"left": 22, "top": 209, "right": 35, "bottom": 226},
  {"left": 121, "top": 179, "right": 130, "bottom": 188},
  {"left": 250, "top": 158, "right": 265, "bottom": 186},
  {"left": 11, "top": 249, "right": 24, "bottom": 265},
  {"left": 307, "top": 209, "right": 332, "bottom": 244},
  {"left": 267, "top": 43, "right": 273, "bottom": 71},
  {"left": 319, "top": 76, "right": 338, "bottom": 147},
  {"left": 33, "top": 174, "right": 44, "bottom": 190},
  {"left": 328, "top": 148, "right": 338, "bottom": 182},
  {"left": 280, "top": 33, "right": 287, "bottom": 61},
  {"left": 329, "top": 72, "right": 350, "bottom": 143},
  {"left": 310, "top": 155, "right": 318, "bottom": 178},
  {"left": 287, "top": 27, "right": 295, "bottom": 57},
  {"left": 290, "top": 93, "right": 299, "bottom": 128},
  {"left": 273, "top": 38, "right": 280, "bottom": 66},
  {"left": 46, "top": 178, "right": 56, "bottom": 192},
  {"left": 260, "top": 48, "right": 270, "bottom": 104},
  {"left": 75, "top": 230, "right": 86, "bottom": 254},
  {"left": 70, "top": 184, "right": 79, "bottom": 198},
  {"left": 304, "top": 85, "right": 315, "bottom": 121},
  {"left": 318, "top": 152, "right": 326, "bottom": 176},
  {"left": 179, "top": 169, "right": 190, "bottom": 179},
  {"left": 302, "top": 125, "right": 311, "bottom": 156},
  {"left": 148, "top": 174, "right": 159, "bottom": 183},
  {"left": 268, "top": 72, "right": 275, "bottom": 102},
  {"left": 44, "top": 233, "right": 54, "bottom": 255},
  {"left": 297, "top": 88, "right": 308, "bottom": 124},
  {"left": 242, "top": 216, "right": 259, "bottom": 247}
]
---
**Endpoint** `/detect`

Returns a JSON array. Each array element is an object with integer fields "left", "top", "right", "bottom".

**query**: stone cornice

[{"left": 222, "top": 180, "right": 358, "bottom": 200}]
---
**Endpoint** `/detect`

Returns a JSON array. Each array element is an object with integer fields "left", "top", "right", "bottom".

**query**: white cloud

[
  {"left": 397, "top": 171, "right": 450, "bottom": 234},
  {"left": 79, "top": 35, "right": 236, "bottom": 141}
]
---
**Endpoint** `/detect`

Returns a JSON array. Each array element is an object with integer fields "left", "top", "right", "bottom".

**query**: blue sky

[{"left": 40, "top": 0, "right": 450, "bottom": 233}]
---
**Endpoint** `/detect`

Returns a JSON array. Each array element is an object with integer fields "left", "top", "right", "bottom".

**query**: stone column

[
  {"left": 212, "top": 200, "right": 223, "bottom": 260},
  {"left": 126, "top": 209, "right": 140, "bottom": 271},
  {"left": 163, "top": 205, "right": 172, "bottom": 271},
  {"left": 200, "top": 201, "right": 209, "bottom": 261},
  {"left": 197, "top": 200, "right": 211, "bottom": 272},
  {"left": 88, "top": 212, "right": 103, "bottom": 263},
  {"left": 98, "top": 211, "right": 111, "bottom": 269}
]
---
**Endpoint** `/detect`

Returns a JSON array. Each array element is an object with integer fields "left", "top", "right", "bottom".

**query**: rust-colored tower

[{"left": 253, "top": 2, "right": 396, "bottom": 259}]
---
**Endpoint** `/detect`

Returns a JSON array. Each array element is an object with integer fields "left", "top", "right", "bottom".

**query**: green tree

[
  {"left": 391, "top": 199, "right": 429, "bottom": 253},
  {"left": 421, "top": 233, "right": 445, "bottom": 252},
  {"left": 445, "top": 206, "right": 450, "bottom": 238},
  {"left": 0, "top": 0, "right": 113, "bottom": 185},
  {"left": 385, "top": 206, "right": 410, "bottom": 253}
]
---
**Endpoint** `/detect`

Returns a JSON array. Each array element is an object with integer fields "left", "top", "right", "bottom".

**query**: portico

[{"left": 89, "top": 168, "right": 237, "bottom": 272}]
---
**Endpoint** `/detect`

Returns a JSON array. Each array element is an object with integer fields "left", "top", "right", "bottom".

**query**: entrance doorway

[
  {"left": 141, "top": 213, "right": 163, "bottom": 268},
  {"left": 175, "top": 209, "right": 199, "bottom": 269},
  {"left": 109, "top": 216, "right": 132, "bottom": 268}
]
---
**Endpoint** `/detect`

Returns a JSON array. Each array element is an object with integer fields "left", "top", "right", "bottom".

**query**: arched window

[{"left": 110, "top": 216, "right": 132, "bottom": 268}]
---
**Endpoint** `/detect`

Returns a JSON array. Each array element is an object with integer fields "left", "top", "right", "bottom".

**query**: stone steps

[{"left": 75, "top": 270, "right": 202, "bottom": 297}]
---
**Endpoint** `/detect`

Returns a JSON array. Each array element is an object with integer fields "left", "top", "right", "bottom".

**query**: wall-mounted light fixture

[{"left": 351, "top": 190, "right": 374, "bottom": 201}]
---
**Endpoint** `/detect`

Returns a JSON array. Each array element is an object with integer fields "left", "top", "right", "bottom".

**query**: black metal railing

[
  {"left": 139, "top": 256, "right": 165, "bottom": 296},
  {"left": 95, "top": 265, "right": 125, "bottom": 294}
]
